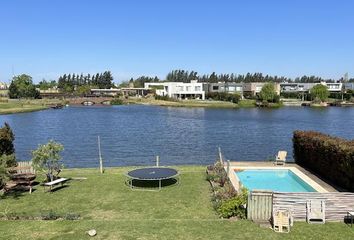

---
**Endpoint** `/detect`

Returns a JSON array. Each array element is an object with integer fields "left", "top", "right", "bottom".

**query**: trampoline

[{"left": 126, "top": 167, "right": 179, "bottom": 190}]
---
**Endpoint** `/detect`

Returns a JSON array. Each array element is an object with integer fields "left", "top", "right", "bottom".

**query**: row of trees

[
  {"left": 120, "top": 76, "right": 160, "bottom": 88},
  {"left": 126, "top": 70, "right": 352, "bottom": 86},
  {"left": 58, "top": 71, "right": 114, "bottom": 93}
]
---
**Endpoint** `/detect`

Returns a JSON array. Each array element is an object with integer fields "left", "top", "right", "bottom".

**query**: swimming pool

[{"left": 235, "top": 169, "right": 317, "bottom": 192}]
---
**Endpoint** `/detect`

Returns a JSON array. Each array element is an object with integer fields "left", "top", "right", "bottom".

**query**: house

[
  {"left": 0, "top": 82, "right": 8, "bottom": 90},
  {"left": 145, "top": 80, "right": 205, "bottom": 100},
  {"left": 243, "top": 82, "right": 281, "bottom": 96},
  {"left": 206, "top": 82, "right": 243, "bottom": 94},
  {"left": 344, "top": 82, "right": 354, "bottom": 90}
]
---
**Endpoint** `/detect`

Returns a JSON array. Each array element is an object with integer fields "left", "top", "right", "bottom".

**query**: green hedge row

[{"left": 293, "top": 131, "right": 354, "bottom": 191}]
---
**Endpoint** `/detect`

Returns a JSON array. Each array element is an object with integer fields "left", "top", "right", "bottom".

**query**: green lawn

[
  {"left": 0, "top": 99, "right": 63, "bottom": 115},
  {"left": 0, "top": 166, "right": 352, "bottom": 239}
]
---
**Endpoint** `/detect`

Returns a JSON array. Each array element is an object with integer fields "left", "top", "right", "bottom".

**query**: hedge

[{"left": 293, "top": 131, "right": 354, "bottom": 191}]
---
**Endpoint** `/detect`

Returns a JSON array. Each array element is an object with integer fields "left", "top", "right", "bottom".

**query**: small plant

[
  {"left": 217, "top": 187, "right": 248, "bottom": 219},
  {"left": 111, "top": 98, "right": 123, "bottom": 105},
  {"left": 40, "top": 210, "right": 60, "bottom": 220},
  {"left": 64, "top": 213, "right": 80, "bottom": 220},
  {"left": 31, "top": 140, "right": 64, "bottom": 182}
]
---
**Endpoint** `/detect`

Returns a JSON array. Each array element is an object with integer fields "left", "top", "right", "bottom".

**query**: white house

[{"left": 145, "top": 80, "right": 205, "bottom": 100}]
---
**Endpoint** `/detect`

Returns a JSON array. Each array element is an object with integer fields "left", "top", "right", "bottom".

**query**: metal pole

[
  {"left": 98, "top": 136, "right": 103, "bottom": 174},
  {"left": 156, "top": 155, "right": 159, "bottom": 167}
]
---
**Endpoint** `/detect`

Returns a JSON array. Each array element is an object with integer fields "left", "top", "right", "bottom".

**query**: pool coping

[{"left": 227, "top": 165, "right": 328, "bottom": 193}]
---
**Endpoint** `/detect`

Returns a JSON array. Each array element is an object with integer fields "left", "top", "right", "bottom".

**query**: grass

[
  {"left": 125, "top": 97, "right": 239, "bottom": 108},
  {"left": 0, "top": 99, "right": 63, "bottom": 115},
  {"left": 0, "top": 166, "right": 352, "bottom": 239}
]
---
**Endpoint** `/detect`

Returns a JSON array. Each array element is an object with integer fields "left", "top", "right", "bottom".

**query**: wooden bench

[
  {"left": 7, "top": 162, "right": 36, "bottom": 194},
  {"left": 43, "top": 178, "right": 69, "bottom": 192}
]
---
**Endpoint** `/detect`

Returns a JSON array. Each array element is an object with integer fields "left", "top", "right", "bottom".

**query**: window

[
  {"left": 195, "top": 86, "right": 201, "bottom": 91},
  {"left": 186, "top": 86, "right": 191, "bottom": 91},
  {"left": 212, "top": 86, "right": 219, "bottom": 90}
]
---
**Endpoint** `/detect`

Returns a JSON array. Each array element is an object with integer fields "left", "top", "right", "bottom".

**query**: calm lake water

[{"left": 0, "top": 105, "right": 353, "bottom": 168}]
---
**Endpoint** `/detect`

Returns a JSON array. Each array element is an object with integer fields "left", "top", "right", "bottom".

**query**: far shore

[{"left": 1, "top": 97, "right": 353, "bottom": 115}]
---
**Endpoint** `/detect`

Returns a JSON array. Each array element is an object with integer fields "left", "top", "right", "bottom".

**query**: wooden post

[
  {"left": 156, "top": 155, "right": 159, "bottom": 167},
  {"left": 98, "top": 136, "right": 103, "bottom": 174}
]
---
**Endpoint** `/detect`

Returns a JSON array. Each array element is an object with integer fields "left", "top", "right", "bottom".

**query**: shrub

[
  {"left": 40, "top": 210, "right": 60, "bottom": 220},
  {"left": 310, "top": 84, "right": 329, "bottom": 102},
  {"left": 110, "top": 98, "right": 123, "bottom": 105},
  {"left": 293, "top": 131, "right": 354, "bottom": 191},
  {"left": 218, "top": 188, "right": 248, "bottom": 219},
  {"left": 155, "top": 95, "right": 176, "bottom": 101},
  {"left": 64, "top": 213, "right": 80, "bottom": 220},
  {"left": 206, "top": 92, "right": 241, "bottom": 103}
]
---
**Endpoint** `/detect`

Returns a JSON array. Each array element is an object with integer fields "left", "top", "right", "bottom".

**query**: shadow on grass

[{"left": 127, "top": 178, "right": 178, "bottom": 190}]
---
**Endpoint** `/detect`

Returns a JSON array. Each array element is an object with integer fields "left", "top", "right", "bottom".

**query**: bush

[
  {"left": 293, "top": 131, "right": 354, "bottom": 191},
  {"left": 110, "top": 98, "right": 123, "bottom": 105},
  {"left": 206, "top": 92, "right": 241, "bottom": 103},
  {"left": 218, "top": 188, "right": 248, "bottom": 219},
  {"left": 40, "top": 210, "right": 61, "bottom": 220},
  {"left": 155, "top": 95, "right": 176, "bottom": 101}
]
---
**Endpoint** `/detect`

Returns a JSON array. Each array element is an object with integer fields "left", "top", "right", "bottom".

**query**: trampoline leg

[{"left": 159, "top": 179, "right": 161, "bottom": 190}]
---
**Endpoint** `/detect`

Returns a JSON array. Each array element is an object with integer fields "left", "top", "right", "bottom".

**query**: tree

[
  {"left": 310, "top": 84, "right": 329, "bottom": 102},
  {"left": 0, "top": 123, "right": 15, "bottom": 156},
  {"left": 31, "top": 140, "right": 64, "bottom": 182},
  {"left": 8, "top": 74, "right": 40, "bottom": 99},
  {"left": 259, "top": 82, "right": 277, "bottom": 102}
]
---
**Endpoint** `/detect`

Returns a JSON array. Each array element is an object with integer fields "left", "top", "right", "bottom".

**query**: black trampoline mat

[{"left": 127, "top": 167, "right": 178, "bottom": 180}]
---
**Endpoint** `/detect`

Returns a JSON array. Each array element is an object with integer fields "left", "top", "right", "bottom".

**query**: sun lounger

[
  {"left": 307, "top": 200, "right": 325, "bottom": 224},
  {"left": 273, "top": 210, "right": 292, "bottom": 233},
  {"left": 274, "top": 151, "right": 287, "bottom": 165}
]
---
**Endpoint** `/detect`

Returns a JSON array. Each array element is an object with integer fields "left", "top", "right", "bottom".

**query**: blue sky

[{"left": 0, "top": 0, "right": 353, "bottom": 83}]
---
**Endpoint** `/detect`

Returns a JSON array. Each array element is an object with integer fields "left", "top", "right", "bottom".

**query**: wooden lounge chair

[
  {"left": 274, "top": 151, "right": 287, "bottom": 165},
  {"left": 307, "top": 200, "right": 325, "bottom": 224},
  {"left": 273, "top": 210, "right": 292, "bottom": 233}
]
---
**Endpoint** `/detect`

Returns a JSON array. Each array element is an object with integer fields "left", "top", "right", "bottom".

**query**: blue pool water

[{"left": 235, "top": 169, "right": 317, "bottom": 192}]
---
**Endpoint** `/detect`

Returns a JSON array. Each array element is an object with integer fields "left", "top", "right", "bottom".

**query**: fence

[
  {"left": 247, "top": 190, "right": 273, "bottom": 221},
  {"left": 273, "top": 192, "right": 354, "bottom": 221},
  {"left": 247, "top": 190, "right": 354, "bottom": 222}
]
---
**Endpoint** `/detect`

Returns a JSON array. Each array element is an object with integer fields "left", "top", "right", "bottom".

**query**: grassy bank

[
  {"left": 0, "top": 166, "right": 352, "bottom": 239},
  {"left": 124, "top": 97, "right": 258, "bottom": 108},
  {"left": 0, "top": 99, "right": 63, "bottom": 115}
]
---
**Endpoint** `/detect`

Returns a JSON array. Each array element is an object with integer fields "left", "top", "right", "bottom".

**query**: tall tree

[{"left": 8, "top": 74, "right": 39, "bottom": 99}]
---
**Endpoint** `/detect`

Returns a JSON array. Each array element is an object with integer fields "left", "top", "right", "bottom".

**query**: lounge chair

[
  {"left": 273, "top": 210, "right": 292, "bottom": 233},
  {"left": 306, "top": 200, "right": 325, "bottom": 224},
  {"left": 274, "top": 151, "right": 287, "bottom": 165}
]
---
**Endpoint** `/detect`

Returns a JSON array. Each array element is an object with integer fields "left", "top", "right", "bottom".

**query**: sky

[{"left": 0, "top": 0, "right": 353, "bottom": 83}]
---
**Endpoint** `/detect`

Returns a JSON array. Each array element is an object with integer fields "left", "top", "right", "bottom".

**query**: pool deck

[{"left": 226, "top": 161, "right": 338, "bottom": 192}]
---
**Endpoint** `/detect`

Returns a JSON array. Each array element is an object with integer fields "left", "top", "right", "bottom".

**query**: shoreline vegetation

[
  {"left": 0, "top": 166, "right": 353, "bottom": 239},
  {"left": 1, "top": 96, "right": 353, "bottom": 115}
]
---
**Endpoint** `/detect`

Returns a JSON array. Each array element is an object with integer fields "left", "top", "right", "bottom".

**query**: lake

[{"left": 0, "top": 105, "right": 353, "bottom": 168}]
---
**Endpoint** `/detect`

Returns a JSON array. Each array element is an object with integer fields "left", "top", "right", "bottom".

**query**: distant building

[
  {"left": 206, "top": 82, "right": 243, "bottom": 94},
  {"left": 243, "top": 82, "right": 281, "bottom": 96},
  {"left": 0, "top": 82, "right": 8, "bottom": 90},
  {"left": 344, "top": 82, "right": 354, "bottom": 91},
  {"left": 280, "top": 82, "right": 342, "bottom": 93},
  {"left": 145, "top": 80, "right": 205, "bottom": 100},
  {"left": 90, "top": 88, "right": 121, "bottom": 97}
]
